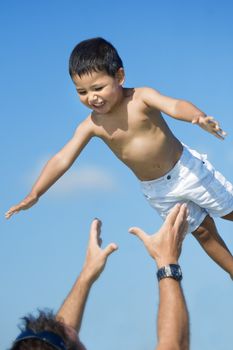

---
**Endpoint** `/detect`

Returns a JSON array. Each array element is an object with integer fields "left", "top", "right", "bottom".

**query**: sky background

[{"left": 1, "top": 0, "right": 233, "bottom": 349}]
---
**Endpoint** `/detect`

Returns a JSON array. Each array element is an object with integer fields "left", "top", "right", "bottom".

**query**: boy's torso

[{"left": 89, "top": 87, "right": 183, "bottom": 181}]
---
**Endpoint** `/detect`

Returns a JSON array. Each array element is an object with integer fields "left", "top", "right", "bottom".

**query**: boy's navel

[{"left": 153, "top": 163, "right": 161, "bottom": 169}]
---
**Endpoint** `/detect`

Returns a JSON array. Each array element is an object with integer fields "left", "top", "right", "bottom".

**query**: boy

[{"left": 6, "top": 37, "right": 233, "bottom": 277}]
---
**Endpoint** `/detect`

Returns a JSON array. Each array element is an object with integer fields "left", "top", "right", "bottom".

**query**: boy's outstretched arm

[
  {"left": 5, "top": 117, "right": 95, "bottom": 219},
  {"left": 142, "top": 87, "right": 226, "bottom": 140}
]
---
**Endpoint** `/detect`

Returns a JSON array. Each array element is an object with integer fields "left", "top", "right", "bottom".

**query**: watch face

[
  {"left": 171, "top": 266, "right": 181, "bottom": 277},
  {"left": 165, "top": 265, "right": 172, "bottom": 276},
  {"left": 170, "top": 264, "right": 182, "bottom": 280}
]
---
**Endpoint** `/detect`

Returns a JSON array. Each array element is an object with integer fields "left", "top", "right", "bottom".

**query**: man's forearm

[
  {"left": 172, "top": 100, "right": 206, "bottom": 122},
  {"left": 129, "top": 205, "right": 189, "bottom": 350},
  {"left": 156, "top": 279, "right": 189, "bottom": 350},
  {"left": 56, "top": 271, "right": 93, "bottom": 334}
]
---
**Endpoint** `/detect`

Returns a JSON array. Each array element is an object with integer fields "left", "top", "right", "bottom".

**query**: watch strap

[{"left": 157, "top": 264, "right": 182, "bottom": 282}]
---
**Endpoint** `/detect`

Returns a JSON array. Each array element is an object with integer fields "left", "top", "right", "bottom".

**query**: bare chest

[{"left": 97, "top": 109, "right": 166, "bottom": 163}]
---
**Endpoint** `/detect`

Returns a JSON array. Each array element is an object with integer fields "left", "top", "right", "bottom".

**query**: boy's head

[
  {"left": 69, "top": 37, "right": 123, "bottom": 79},
  {"left": 69, "top": 38, "right": 125, "bottom": 114}
]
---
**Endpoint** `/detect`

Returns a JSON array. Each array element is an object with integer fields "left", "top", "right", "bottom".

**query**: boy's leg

[
  {"left": 192, "top": 215, "right": 233, "bottom": 278},
  {"left": 222, "top": 210, "right": 233, "bottom": 221}
]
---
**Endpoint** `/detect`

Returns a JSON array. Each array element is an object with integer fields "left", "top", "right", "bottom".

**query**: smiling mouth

[{"left": 92, "top": 102, "right": 105, "bottom": 108}]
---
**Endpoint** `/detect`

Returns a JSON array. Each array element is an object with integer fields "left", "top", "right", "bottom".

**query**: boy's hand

[
  {"left": 5, "top": 193, "right": 38, "bottom": 219},
  {"left": 192, "top": 115, "right": 227, "bottom": 140},
  {"left": 129, "top": 203, "right": 188, "bottom": 268},
  {"left": 82, "top": 219, "right": 118, "bottom": 283}
]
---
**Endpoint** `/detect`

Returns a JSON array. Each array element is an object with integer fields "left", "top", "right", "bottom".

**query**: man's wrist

[
  {"left": 157, "top": 263, "right": 182, "bottom": 282},
  {"left": 79, "top": 267, "right": 100, "bottom": 286},
  {"left": 78, "top": 270, "right": 93, "bottom": 286},
  {"left": 156, "top": 259, "right": 178, "bottom": 269}
]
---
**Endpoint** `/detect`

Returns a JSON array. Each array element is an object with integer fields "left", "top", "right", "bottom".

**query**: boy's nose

[{"left": 89, "top": 94, "right": 98, "bottom": 104}]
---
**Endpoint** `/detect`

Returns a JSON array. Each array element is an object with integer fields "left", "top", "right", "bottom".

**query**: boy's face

[{"left": 72, "top": 69, "right": 124, "bottom": 114}]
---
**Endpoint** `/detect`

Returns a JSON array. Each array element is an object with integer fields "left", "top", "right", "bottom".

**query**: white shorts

[{"left": 140, "top": 144, "right": 233, "bottom": 232}]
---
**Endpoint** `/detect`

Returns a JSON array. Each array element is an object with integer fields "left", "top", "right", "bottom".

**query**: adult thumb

[
  {"left": 128, "top": 226, "right": 147, "bottom": 242},
  {"left": 104, "top": 243, "right": 118, "bottom": 257}
]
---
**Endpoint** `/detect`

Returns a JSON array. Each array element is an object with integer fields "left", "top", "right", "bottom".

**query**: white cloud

[
  {"left": 25, "top": 155, "right": 118, "bottom": 196},
  {"left": 51, "top": 165, "right": 117, "bottom": 195}
]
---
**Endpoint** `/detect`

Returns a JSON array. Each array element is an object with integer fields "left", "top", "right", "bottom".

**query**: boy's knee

[{"left": 192, "top": 215, "right": 214, "bottom": 243}]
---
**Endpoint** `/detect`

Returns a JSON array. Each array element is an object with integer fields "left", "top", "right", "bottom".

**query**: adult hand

[
  {"left": 56, "top": 219, "right": 118, "bottom": 336},
  {"left": 82, "top": 219, "right": 118, "bottom": 283},
  {"left": 5, "top": 193, "right": 39, "bottom": 219},
  {"left": 129, "top": 203, "right": 188, "bottom": 268}
]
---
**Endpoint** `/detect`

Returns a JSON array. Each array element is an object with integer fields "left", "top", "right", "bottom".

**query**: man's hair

[
  {"left": 69, "top": 37, "right": 123, "bottom": 78},
  {"left": 10, "top": 310, "right": 80, "bottom": 350}
]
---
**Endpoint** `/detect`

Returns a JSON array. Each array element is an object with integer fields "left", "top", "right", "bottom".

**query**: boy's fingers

[
  {"left": 5, "top": 211, "right": 10, "bottom": 218},
  {"left": 214, "top": 123, "right": 220, "bottom": 131},
  {"left": 221, "top": 130, "right": 227, "bottom": 136},
  {"left": 103, "top": 243, "right": 118, "bottom": 257},
  {"left": 5, "top": 199, "right": 36, "bottom": 218},
  {"left": 7, "top": 212, "right": 19, "bottom": 219},
  {"left": 5, "top": 207, "right": 18, "bottom": 219},
  {"left": 213, "top": 131, "right": 224, "bottom": 140},
  {"left": 206, "top": 116, "right": 214, "bottom": 122},
  {"left": 129, "top": 226, "right": 148, "bottom": 243},
  {"left": 216, "top": 127, "right": 227, "bottom": 138}
]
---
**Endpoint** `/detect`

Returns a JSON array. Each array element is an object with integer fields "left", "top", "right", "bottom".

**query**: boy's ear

[{"left": 116, "top": 68, "right": 125, "bottom": 85}]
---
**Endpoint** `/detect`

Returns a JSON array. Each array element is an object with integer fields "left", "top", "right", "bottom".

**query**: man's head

[
  {"left": 10, "top": 310, "right": 85, "bottom": 350},
  {"left": 69, "top": 38, "right": 125, "bottom": 114}
]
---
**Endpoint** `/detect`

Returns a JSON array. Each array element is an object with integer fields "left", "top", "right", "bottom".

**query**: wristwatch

[{"left": 157, "top": 264, "right": 182, "bottom": 282}]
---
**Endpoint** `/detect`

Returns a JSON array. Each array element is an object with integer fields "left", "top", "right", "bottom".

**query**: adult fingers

[
  {"left": 128, "top": 226, "right": 148, "bottom": 243},
  {"left": 173, "top": 203, "right": 188, "bottom": 238},
  {"left": 165, "top": 203, "right": 182, "bottom": 227},
  {"left": 89, "top": 218, "right": 102, "bottom": 245},
  {"left": 103, "top": 243, "right": 118, "bottom": 257}
]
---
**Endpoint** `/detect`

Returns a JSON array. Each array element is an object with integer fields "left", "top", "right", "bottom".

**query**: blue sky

[{"left": 1, "top": 1, "right": 233, "bottom": 349}]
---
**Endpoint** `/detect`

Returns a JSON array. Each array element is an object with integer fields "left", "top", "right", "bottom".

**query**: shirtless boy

[{"left": 6, "top": 37, "right": 233, "bottom": 278}]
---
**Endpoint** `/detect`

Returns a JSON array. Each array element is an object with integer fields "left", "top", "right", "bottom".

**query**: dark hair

[
  {"left": 69, "top": 37, "right": 123, "bottom": 78},
  {"left": 9, "top": 310, "right": 82, "bottom": 350}
]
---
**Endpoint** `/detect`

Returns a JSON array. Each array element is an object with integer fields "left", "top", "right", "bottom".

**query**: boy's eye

[
  {"left": 77, "top": 91, "right": 86, "bottom": 95},
  {"left": 94, "top": 87, "right": 103, "bottom": 91}
]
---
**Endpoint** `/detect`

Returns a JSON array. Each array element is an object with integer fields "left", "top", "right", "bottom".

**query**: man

[{"left": 11, "top": 203, "right": 189, "bottom": 350}]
